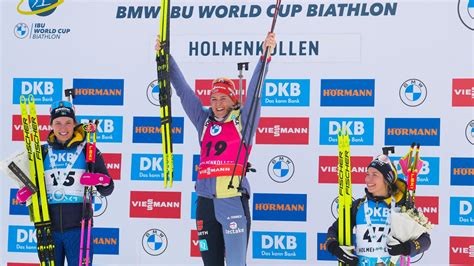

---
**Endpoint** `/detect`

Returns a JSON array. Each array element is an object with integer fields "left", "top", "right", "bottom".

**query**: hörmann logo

[
  {"left": 320, "top": 79, "right": 375, "bottom": 107},
  {"left": 317, "top": 233, "right": 336, "bottom": 261},
  {"left": 384, "top": 118, "right": 440, "bottom": 146},
  {"left": 451, "top": 157, "right": 474, "bottom": 186},
  {"left": 195, "top": 79, "right": 245, "bottom": 106},
  {"left": 9, "top": 189, "right": 29, "bottom": 216},
  {"left": 130, "top": 191, "right": 181, "bottom": 218},
  {"left": 73, "top": 79, "right": 124, "bottom": 106},
  {"left": 452, "top": 78, "right": 474, "bottom": 106},
  {"left": 449, "top": 236, "right": 474, "bottom": 264},
  {"left": 77, "top": 116, "right": 123, "bottom": 143},
  {"left": 320, "top": 118, "right": 374, "bottom": 145},
  {"left": 256, "top": 117, "right": 309, "bottom": 144},
  {"left": 252, "top": 231, "right": 306, "bottom": 260},
  {"left": 131, "top": 154, "right": 183, "bottom": 182},
  {"left": 450, "top": 197, "right": 474, "bottom": 226},
  {"left": 253, "top": 193, "right": 307, "bottom": 221},
  {"left": 262, "top": 79, "right": 310, "bottom": 107},
  {"left": 132, "top": 116, "right": 184, "bottom": 144},
  {"left": 12, "top": 78, "right": 62, "bottom": 104},
  {"left": 318, "top": 156, "right": 372, "bottom": 184},
  {"left": 92, "top": 227, "right": 120, "bottom": 255}
]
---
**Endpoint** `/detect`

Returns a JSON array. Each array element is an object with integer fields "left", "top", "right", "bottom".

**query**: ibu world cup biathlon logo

[
  {"left": 466, "top": 120, "right": 474, "bottom": 144},
  {"left": 458, "top": 0, "right": 474, "bottom": 30},
  {"left": 142, "top": 229, "right": 168, "bottom": 256},
  {"left": 399, "top": 79, "right": 427, "bottom": 107},
  {"left": 17, "top": 0, "right": 64, "bottom": 16},
  {"left": 14, "top": 23, "right": 29, "bottom": 39},
  {"left": 267, "top": 155, "right": 294, "bottom": 183}
]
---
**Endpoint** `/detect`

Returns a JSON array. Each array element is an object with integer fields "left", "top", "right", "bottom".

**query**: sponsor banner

[
  {"left": 317, "top": 233, "right": 337, "bottom": 261},
  {"left": 7, "top": 263, "right": 39, "bottom": 266},
  {"left": 452, "top": 78, "right": 474, "bottom": 106},
  {"left": 320, "top": 117, "right": 374, "bottom": 145},
  {"left": 195, "top": 79, "right": 246, "bottom": 106},
  {"left": 253, "top": 193, "right": 307, "bottom": 221},
  {"left": 192, "top": 154, "right": 200, "bottom": 182},
  {"left": 142, "top": 229, "right": 168, "bottom": 256},
  {"left": 9, "top": 188, "right": 29, "bottom": 216},
  {"left": 102, "top": 153, "right": 122, "bottom": 180},
  {"left": 77, "top": 116, "right": 123, "bottom": 143},
  {"left": 129, "top": 191, "right": 181, "bottom": 219},
  {"left": 262, "top": 79, "right": 310, "bottom": 107},
  {"left": 399, "top": 79, "right": 428, "bottom": 107},
  {"left": 191, "top": 192, "right": 197, "bottom": 219},
  {"left": 392, "top": 156, "right": 439, "bottom": 186},
  {"left": 190, "top": 230, "right": 200, "bottom": 257},
  {"left": 12, "top": 78, "right": 62, "bottom": 105},
  {"left": 92, "top": 227, "right": 120, "bottom": 255},
  {"left": 318, "top": 155, "right": 372, "bottom": 184},
  {"left": 450, "top": 197, "right": 474, "bottom": 226},
  {"left": 8, "top": 225, "right": 36, "bottom": 253},
  {"left": 415, "top": 196, "right": 439, "bottom": 225},
  {"left": 131, "top": 154, "right": 183, "bottom": 182},
  {"left": 320, "top": 79, "right": 375, "bottom": 107},
  {"left": 73, "top": 78, "right": 124, "bottom": 105},
  {"left": 12, "top": 114, "right": 51, "bottom": 141},
  {"left": 252, "top": 231, "right": 306, "bottom": 260},
  {"left": 267, "top": 155, "right": 295, "bottom": 183},
  {"left": 256, "top": 117, "right": 309, "bottom": 144},
  {"left": 132, "top": 116, "right": 184, "bottom": 144},
  {"left": 449, "top": 236, "right": 474, "bottom": 265},
  {"left": 451, "top": 157, "right": 474, "bottom": 186},
  {"left": 384, "top": 118, "right": 440, "bottom": 146}
]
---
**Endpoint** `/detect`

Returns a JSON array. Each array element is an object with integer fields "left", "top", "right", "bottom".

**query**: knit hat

[
  {"left": 367, "top": 154, "right": 397, "bottom": 184},
  {"left": 211, "top": 77, "right": 238, "bottom": 104},
  {"left": 50, "top": 100, "right": 76, "bottom": 123}
]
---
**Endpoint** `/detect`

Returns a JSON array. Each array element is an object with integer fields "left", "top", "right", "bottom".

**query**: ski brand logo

[
  {"left": 192, "top": 154, "right": 200, "bottom": 181},
  {"left": 392, "top": 156, "right": 440, "bottom": 186},
  {"left": 267, "top": 155, "right": 295, "bottom": 183},
  {"left": 142, "top": 229, "right": 168, "bottom": 256},
  {"left": 416, "top": 196, "right": 439, "bottom": 224},
  {"left": 320, "top": 79, "right": 375, "bottom": 107},
  {"left": 449, "top": 236, "right": 474, "bottom": 264},
  {"left": 92, "top": 227, "right": 120, "bottom": 255},
  {"left": 318, "top": 155, "right": 372, "bottom": 184},
  {"left": 399, "top": 79, "right": 427, "bottom": 107},
  {"left": 466, "top": 120, "right": 474, "bottom": 144},
  {"left": 190, "top": 230, "right": 200, "bottom": 257},
  {"left": 12, "top": 78, "right": 62, "bottom": 104},
  {"left": 451, "top": 157, "right": 474, "bottom": 186},
  {"left": 131, "top": 154, "right": 183, "bottom": 182},
  {"left": 102, "top": 153, "right": 122, "bottom": 180},
  {"left": 190, "top": 192, "right": 197, "bottom": 219},
  {"left": 195, "top": 79, "right": 246, "bottom": 106},
  {"left": 77, "top": 116, "right": 123, "bottom": 143},
  {"left": 452, "top": 78, "right": 474, "bottom": 106},
  {"left": 12, "top": 114, "right": 51, "bottom": 141},
  {"left": 252, "top": 231, "right": 306, "bottom": 260},
  {"left": 262, "top": 79, "right": 310, "bottom": 107},
  {"left": 129, "top": 191, "right": 181, "bottom": 219},
  {"left": 8, "top": 225, "right": 37, "bottom": 253},
  {"left": 450, "top": 197, "right": 474, "bottom": 226},
  {"left": 384, "top": 118, "right": 440, "bottom": 146},
  {"left": 9, "top": 189, "right": 29, "bottom": 216},
  {"left": 17, "top": 0, "right": 63, "bottom": 16},
  {"left": 256, "top": 117, "right": 309, "bottom": 144},
  {"left": 72, "top": 78, "right": 124, "bottom": 106},
  {"left": 253, "top": 193, "right": 307, "bottom": 221},
  {"left": 132, "top": 116, "right": 184, "bottom": 144},
  {"left": 317, "top": 233, "right": 337, "bottom": 261},
  {"left": 458, "top": 0, "right": 474, "bottom": 30},
  {"left": 319, "top": 118, "right": 374, "bottom": 145}
]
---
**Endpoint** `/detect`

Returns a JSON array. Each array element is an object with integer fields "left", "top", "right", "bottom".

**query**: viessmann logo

[
  {"left": 320, "top": 79, "right": 375, "bottom": 107},
  {"left": 253, "top": 193, "right": 307, "bottom": 221},
  {"left": 73, "top": 78, "right": 124, "bottom": 106},
  {"left": 384, "top": 118, "right": 440, "bottom": 146},
  {"left": 256, "top": 117, "right": 309, "bottom": 144},
  {"left": 318, "top": 155, "right": 372, "bottom": 184},
  {"left": 450, "top": 236, "right": 474, "bottom": 264},
  {"left": 195, "top": 79, "right": 246, "bottom": 106},
  {"left": 102, "top": 153, "right": 122, "bottom": 180},
  {"left": 129, "top": 191, "right": 181, "bottom": 219},
  {"left": 12, "top": 114, "right": 51, "bottom": 141},
  {"left": 452, "top": 78, "right": 474, "bottom": 106}
]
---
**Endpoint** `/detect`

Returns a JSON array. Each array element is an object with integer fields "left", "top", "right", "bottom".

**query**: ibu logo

[
  {"left": 262, "top": 79, "right": 310, "bottom": 107},
  {"left": 8, "top": 225, "right": 37, "bottom": 253},
  {"left": 450, "top": 197, "right": 474, "bottom": 225},
  {"left": 13, "top": 78, "right": 62, "bottom": 104},
  {"left": 77, "top": 116, "right": 123, "bottom": 143},
  {"left": 131, "top": 154, "right": 182, "bottom": 182},
  {"left": 252, "top": 231, "right": 306, "bottom": 260},
  {"left": 320, "top": 118, "right": 374, "bottom": 145}
]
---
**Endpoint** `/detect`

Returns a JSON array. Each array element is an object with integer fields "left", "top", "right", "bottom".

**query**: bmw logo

[
  {"left": 267, "top": 155, "right": 294, "bottom": 183},
  {"left": 142, "top": 229, "right": 168, "bottom": 256},
  {"left": 466, "top": 120, "right": 474, "bottom": 144},
  {"left": 399, "top": 79, "right": 427, "bottom": 107},
  {"left": 210, "top": 124, "right": 222, "bottom": 136},
  {"left": 14, "top": 23, "right": 29, "bottom": 39}
]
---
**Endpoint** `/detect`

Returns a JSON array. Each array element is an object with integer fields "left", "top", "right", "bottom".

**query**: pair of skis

[
  {"left": 79, "top": 120, "right": 99, "bottom": 265},
  {"left": 337, "top": 129, "right": 353, "bottom": 266},
  {"left": 20, "top": 94, "right": 55, "bottom": 266},
  {"left": 156, "top": 0, "right": 174, "bottom": 188}
]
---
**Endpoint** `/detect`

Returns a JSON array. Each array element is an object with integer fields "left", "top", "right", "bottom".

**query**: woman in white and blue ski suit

[
  {"left": 325, "top": 155, "right": 431, "bottom": 266},
  {"left": 155, "top": 33, "right": 276, "bottom": 266}
]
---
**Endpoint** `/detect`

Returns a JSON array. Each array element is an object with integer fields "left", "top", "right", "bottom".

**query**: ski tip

[{"left": 28, "top": 94, "right": 35, "bottom": 102}]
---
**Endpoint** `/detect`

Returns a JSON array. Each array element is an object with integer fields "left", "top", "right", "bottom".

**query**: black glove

[
  {"left": 388, "top": 241, "right": 411, "bottom": 256},
  {"left": 327, "top": 241, "right": 359, "bottom": 266}
]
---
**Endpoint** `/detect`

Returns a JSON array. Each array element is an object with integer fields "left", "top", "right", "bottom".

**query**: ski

[
  {"left": 20, "top": 94, "right": 55, "bottom": 266},
  {"left": 337, "top": 128, "right": 352, "bottom": 266},
  {"left": 156, "top": 0, "right": 173, "bottom": 188}
]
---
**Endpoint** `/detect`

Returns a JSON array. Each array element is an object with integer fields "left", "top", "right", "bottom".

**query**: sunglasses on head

[{"left": 50, "top": 100, "right": 74, "bottom": 112}]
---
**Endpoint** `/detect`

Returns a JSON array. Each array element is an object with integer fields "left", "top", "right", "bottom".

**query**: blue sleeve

[{"left": 169, "top": 55, "right": 208, "bottom": 133}]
